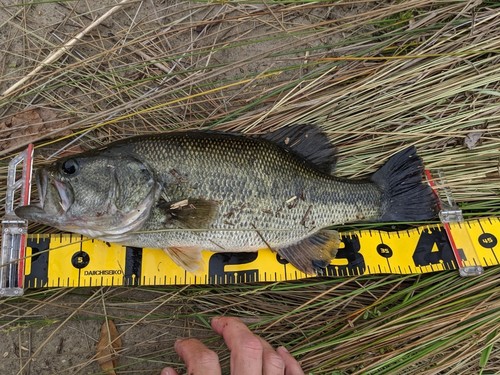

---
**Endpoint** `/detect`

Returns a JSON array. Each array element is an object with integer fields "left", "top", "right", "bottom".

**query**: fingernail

[
  {"left": 211, "top": 316, "right": 221, "bottom": 328},
  {"left": 161, "top": 368, "right": 174, "bottom": 375},
  {"left": 278, "top": 346, "right": 289, "bottom": 353},
  {"left": 174, "top": 338, "right": 184, "bottom": 350}
]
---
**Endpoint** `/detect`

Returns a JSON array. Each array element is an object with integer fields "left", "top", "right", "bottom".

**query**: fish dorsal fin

[
  {"left": 260, "top": 124, "right": 337, "bottom": 174},
  {"left": 276, "top": 229, "right": 340, "bottom": 274},
  {"left": 158, "top": 198, "right": 218, "bottom": 229}
]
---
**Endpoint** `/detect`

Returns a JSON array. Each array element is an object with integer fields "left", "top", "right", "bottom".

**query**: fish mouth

[
  {"left": 37, "top": 169, "right": 74, "bottom": 214},
  {"left": 16, "top": 169, "right": 75, "bottom": 225}
]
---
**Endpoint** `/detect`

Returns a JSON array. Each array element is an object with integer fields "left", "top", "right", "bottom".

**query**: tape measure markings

[{"left": 18, "top": 218, "right": 500, "bottom": 288}]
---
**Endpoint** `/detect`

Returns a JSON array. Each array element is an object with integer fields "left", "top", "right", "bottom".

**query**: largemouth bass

[{"left": 16, "top": 125, "right": 437, "bottom": 273}]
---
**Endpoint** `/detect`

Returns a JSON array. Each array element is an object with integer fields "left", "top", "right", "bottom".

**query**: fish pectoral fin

[
  {"left": 276, "top": 229, "right": 340, "bottom": 275},
  {"left": 164, "top": 246, "right": 204, "bottom": 273},
  {"left": 159, "top": 198, "right": 218, "bottom": 229},
  {"left": 260, "top": 124, "right": 337, "bottom": 174}
]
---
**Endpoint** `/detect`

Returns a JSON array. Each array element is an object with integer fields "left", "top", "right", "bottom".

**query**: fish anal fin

[
  {"left": 164, "top": 246, "right": 204, "bottom": 273},
  {"left": 260, "top": 124, "right": 337, "bottom": 174},
  {"left": 159, "top": 198, "right": 218, "bottom": 229},
  {"left": 276, "top": 229, "right": 340, "bottom": 275}
]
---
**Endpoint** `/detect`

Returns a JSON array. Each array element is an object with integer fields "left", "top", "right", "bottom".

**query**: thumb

[{"left": 160, "top": 367, "right": 179, "bottom": 375}]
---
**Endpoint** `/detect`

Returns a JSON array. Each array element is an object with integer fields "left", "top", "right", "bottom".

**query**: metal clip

[
  {"left": 0, "top": 144, "right": 34, "bottom": 296},
  {"left": 426, "top": 170, "right": 484, "bottom": 277}
]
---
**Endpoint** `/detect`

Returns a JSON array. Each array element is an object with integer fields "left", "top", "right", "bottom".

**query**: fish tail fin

[{"left": 371, "top": 146, "right": 437, "bottom": 221}]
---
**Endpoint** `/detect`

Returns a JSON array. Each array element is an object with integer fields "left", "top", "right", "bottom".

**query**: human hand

[{"left": 161, "top": 316, "right": 304, "bottom": 375}]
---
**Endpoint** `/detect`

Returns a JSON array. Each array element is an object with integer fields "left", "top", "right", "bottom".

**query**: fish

[{"left": 15, "top": 125, "right": 437, "bottom": 274}]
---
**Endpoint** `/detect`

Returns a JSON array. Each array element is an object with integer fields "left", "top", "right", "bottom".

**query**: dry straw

[{"left": 0, "top": 1, "right": 498, "bottom": 374}]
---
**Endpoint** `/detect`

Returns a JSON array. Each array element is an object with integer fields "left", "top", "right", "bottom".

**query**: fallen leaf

[
  {"left": 464, "top": 131, "right": 483, "bottom": 150},
  {"left": 96, "top": 320, "right": 122, "bottom": 375},
  {"left": 0, "top": 107, "right": 73, "bottom": 152}
]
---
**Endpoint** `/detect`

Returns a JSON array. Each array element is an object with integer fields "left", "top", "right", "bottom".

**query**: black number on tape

[
  {"left": 276, "top": 254, "right": 288, "bottom": 265},
  {"left": 413, "top": 228, "right": 454, "bottom": 267},
  {"left": 25, "top": 238, "right": 50, "bottom": 286},
  {"left": 327, "top": 235, "right": 365, "bottom": 276},
  {"left": 478, "top": 233, "right": 497, "bottom": 249},
  {"left": 124, "top": 247, "right": 142, "bottom": 286},
  {"left": 208, "top": 252, "right": 259, "bottom": 283},
  {"left": 71, "top": 251, "right": 90, "bottom": 269},
  {"left": 376, "top": 244, "right": 393, "bottom": 258}
]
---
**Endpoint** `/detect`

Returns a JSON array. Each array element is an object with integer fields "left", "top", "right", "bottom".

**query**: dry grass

[{"left": 0, "top": 1, "right": 499, "bottom": 374}]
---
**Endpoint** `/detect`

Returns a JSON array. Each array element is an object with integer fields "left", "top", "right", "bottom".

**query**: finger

[
  {"left": 175, "top": 338, "right": 221, "bottom": 375},
  {"left": 211, "top": 317, "right": 263, "bottom": 375},
  {"left": 160, "top": 367, "right": 179, "bottom": 375},
  {"left": 259, "top": 338, "right": 285, "bottom": 375},
  {"left": 276, "top": 347, "right": 305, "bottom": 375}
]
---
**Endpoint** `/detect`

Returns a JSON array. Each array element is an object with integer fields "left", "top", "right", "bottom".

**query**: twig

[{"left": 0, "top": 0, "right": 136, "bottom": 99}]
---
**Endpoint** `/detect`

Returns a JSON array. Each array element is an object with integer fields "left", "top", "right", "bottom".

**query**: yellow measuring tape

[
  {"left": 23, "top": 217, "right": 499, "bottom": 288},
  {"left": 1, "top": 146, "right": 498, "bottom": 294}
]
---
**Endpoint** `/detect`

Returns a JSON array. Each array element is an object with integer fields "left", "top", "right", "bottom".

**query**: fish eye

[{"left": 61, "top": 159, "right": 79, "bottom": 175}]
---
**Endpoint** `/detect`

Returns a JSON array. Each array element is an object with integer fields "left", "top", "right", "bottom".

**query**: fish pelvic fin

[
  {"left": 371, "top": 146, "right": 438, "bottom": 221},
  {"left": 159, "top": 198, "right": 218, "bottom": 229},
  {"left": 164, "top": 246, "right": 204, "bottom": 273},
  {"left": 260, "top": 124, "right": 337, "bottom": 174},
  {"left": 276, "top": 229, "right": 340, "bottom": 275}
]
